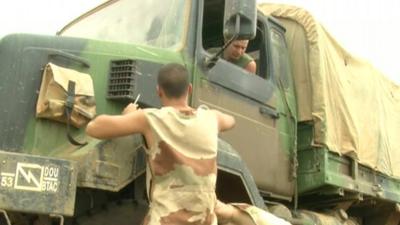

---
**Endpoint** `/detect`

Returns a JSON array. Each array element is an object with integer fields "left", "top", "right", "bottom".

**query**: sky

[
  {"left": 259, "top": 0, "right": 400, "bottom": 84},
  {"left": 0, "top": 0, "right": 399, "bottom": 84}
]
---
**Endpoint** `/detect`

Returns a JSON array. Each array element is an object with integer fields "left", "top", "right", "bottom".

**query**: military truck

[{"left": 1, "top": 0, "right": 400, "bottom": 224}]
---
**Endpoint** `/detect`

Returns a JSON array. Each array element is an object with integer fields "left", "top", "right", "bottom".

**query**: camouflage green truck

[{"left": 1, "top": 0, "right": 400, "bottom": 224}]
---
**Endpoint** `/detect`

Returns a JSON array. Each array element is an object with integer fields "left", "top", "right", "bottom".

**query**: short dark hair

[{"left": 157, "top": 63, "right": 189, "bottom": 98}]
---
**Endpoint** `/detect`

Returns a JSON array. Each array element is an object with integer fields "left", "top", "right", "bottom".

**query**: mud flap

[{"left": 0, "top": 150, "right": 78, "bottom": 216}]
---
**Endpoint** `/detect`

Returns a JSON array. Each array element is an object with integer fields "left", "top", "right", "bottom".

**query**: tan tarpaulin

[{"left": 259, "top": 4, "right": 400, "bottom": 177}]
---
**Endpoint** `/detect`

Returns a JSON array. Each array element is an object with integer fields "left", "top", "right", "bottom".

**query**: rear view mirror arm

[{"left": 203, "top": 34, "right": 237, "bottom": 69}]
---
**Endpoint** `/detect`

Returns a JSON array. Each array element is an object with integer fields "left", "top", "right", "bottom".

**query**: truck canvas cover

[{"left": 259, "top": 4, "right": 400, "bottom": 177}]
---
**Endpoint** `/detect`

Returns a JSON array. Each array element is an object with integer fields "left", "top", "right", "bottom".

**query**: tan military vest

[{"left": 143, "top": 106, "right": 218, "bottom": 225}]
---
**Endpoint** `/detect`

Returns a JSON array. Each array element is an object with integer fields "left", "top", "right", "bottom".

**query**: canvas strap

[{"left": 65, "top": 80, "right": 87, "bottom": 146}]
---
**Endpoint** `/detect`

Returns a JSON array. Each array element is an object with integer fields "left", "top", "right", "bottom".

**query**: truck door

[{"left": 192, "top": 0, "right": 295, "bottom": 200}]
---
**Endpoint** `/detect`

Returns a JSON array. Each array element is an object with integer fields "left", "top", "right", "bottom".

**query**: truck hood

[{"left": 0, "top": 33, "right": 183, "bottom": 152}]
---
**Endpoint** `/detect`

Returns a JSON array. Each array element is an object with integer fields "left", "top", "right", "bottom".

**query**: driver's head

[
  {"left": 224, "top": 40, "right": 249, "bottom": 61},
  {"left": 157, "top": 63, "right": 191, "bottom": 100}
]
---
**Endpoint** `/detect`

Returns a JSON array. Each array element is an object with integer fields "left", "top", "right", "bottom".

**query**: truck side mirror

[{"left": 223, "top": 0, "right": 257, "bottom": 40}]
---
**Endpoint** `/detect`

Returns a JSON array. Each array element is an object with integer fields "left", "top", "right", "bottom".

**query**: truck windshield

[{"left": 60, "top": 0, "right": 190, "bottom": 50}]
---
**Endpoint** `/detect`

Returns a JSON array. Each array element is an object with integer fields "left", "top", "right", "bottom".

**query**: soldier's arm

[
  {"left": 86, "top": 105, "right": 149, "bottom": 139},
  {"left": 245, "top": 60, "right": 257, "bottom": 74},
  {"left": 215, "top": 200, "right": 254, "bottom": 225},
  {"left": 212, "top": 110, "right": 236, "bottom": 132}
]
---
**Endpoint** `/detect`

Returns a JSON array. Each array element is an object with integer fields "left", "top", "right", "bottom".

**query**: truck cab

[{"left": 58, "top": 0, "right": 297, "bottom": 204}]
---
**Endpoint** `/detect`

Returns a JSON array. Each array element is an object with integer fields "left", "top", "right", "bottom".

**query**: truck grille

[{"left": 107, "top": 59, "right": 137, "bottom": 101}]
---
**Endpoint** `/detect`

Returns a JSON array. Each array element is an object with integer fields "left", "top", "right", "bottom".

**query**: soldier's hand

[
  {"left": 122, "top": 103, "right": 139, "bottom": 115},
  {"left": 215, "top": 200, "right": 235, "bottom": 224}
]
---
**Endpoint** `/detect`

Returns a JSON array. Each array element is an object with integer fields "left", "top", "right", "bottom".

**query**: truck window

[
  {"left": 59, "top": 0, "right": 191, "bottom": 50},
  {"left": 202, "top": 0, "right": 267, "bottom": 78}
]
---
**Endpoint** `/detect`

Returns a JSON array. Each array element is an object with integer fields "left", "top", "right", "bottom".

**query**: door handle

[{"left": 259, "top": 106, "right": 279, "bottom": 119}]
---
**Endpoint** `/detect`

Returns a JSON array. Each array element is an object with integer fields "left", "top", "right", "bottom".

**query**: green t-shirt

[{"left": 224, "top": 53, "right": 253, "bottom": 69}]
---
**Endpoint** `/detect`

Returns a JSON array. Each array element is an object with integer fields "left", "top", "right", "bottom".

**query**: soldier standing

[{"left": 86, "top": 63, "right": 235, "bottom": 225}]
